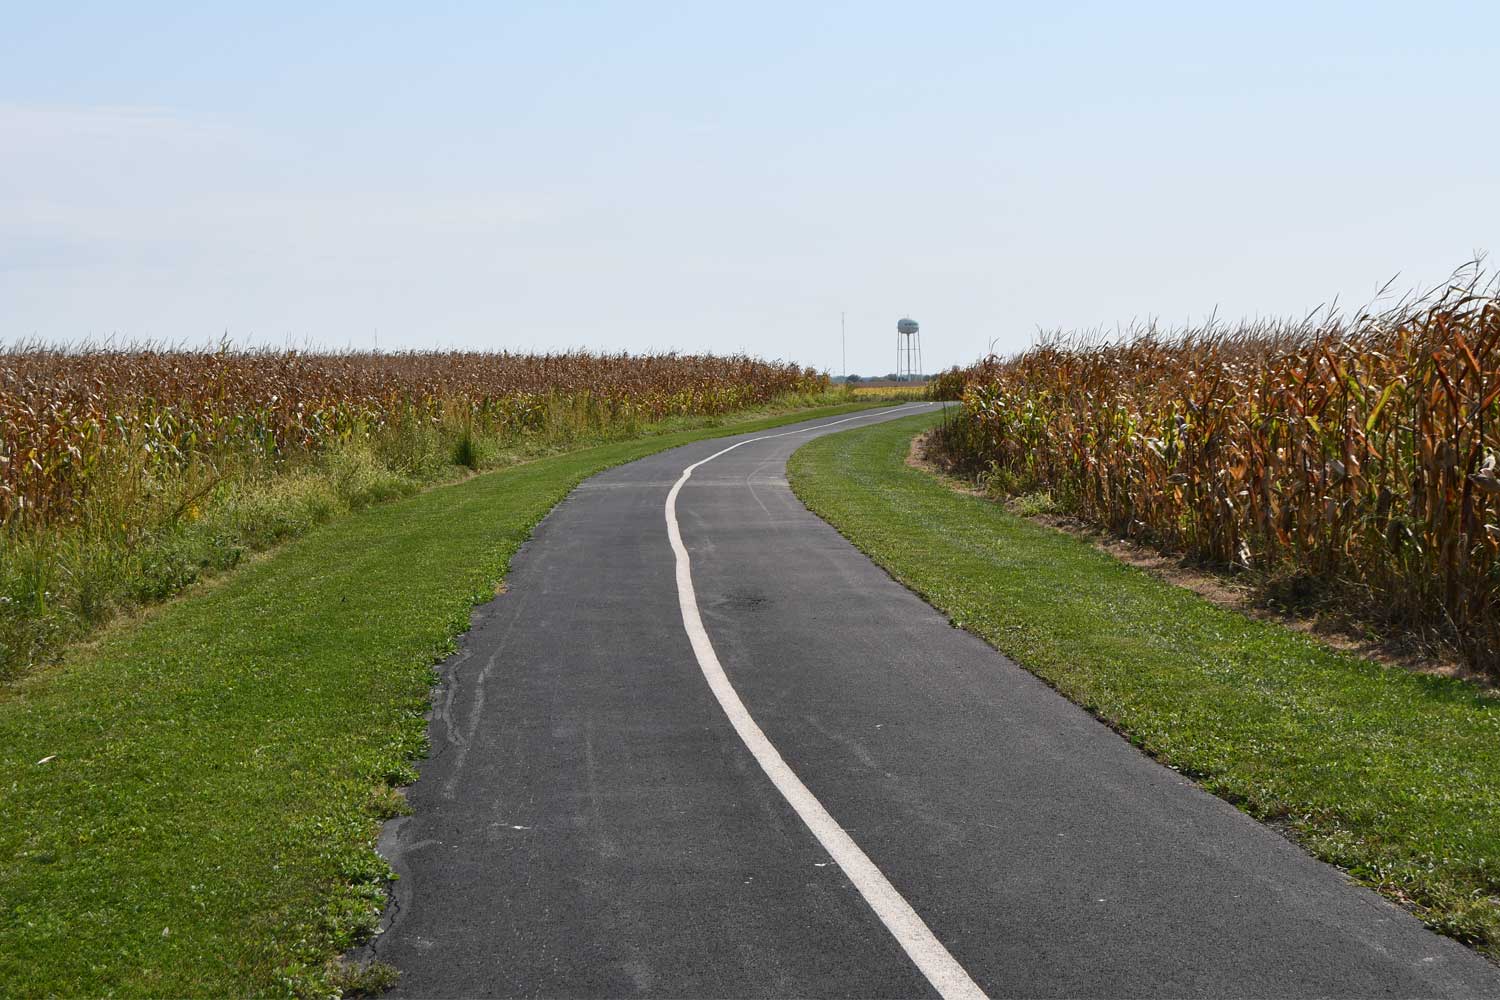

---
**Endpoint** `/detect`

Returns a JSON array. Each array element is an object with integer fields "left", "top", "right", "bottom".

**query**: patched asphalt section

[{"left": 374, "top": 404, "right": 1500, "bottom": 998}]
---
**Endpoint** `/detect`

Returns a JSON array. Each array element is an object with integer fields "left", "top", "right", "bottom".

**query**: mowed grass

[
  {"left": 788, "top": 412, "right": 1500, "bottom": 960},
  {"left": 0, "top": 402, "right": 881, "bottom": 998}
]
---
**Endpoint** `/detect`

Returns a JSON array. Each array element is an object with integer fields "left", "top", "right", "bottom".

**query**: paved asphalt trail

[{"left": 376, "top": 404, "right": 1500, "bottom": 998}]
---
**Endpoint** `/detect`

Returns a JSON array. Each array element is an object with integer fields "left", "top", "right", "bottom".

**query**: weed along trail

[{"left": 376, "top": 405, "right": 1500, "bottom": 998}]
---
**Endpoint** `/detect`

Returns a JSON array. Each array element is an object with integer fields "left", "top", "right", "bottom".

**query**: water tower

[{"left": 896, "top": 317, "right": 922, "bottom": 382}]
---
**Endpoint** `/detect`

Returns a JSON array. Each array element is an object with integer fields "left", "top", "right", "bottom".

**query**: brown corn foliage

[
  {"left": 0, "top": 348, "right": 826, "bottom": 530},
  {"left": 935, "top": 276, "right": 1500, "bottom": 677}
]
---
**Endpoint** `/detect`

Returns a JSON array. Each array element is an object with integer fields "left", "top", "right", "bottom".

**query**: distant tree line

[{"left": 832, "top": 373, "right": 928, "bottom": 384}]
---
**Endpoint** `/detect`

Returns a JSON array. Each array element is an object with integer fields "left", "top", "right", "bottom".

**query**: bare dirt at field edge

[{"left": 905, "top": 431, "right": 1494, "bottom": 692}]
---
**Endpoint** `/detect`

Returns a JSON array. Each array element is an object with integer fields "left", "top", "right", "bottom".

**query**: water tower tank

[{"left": 895, "top": 317, "right": 923, "bottom": 382}]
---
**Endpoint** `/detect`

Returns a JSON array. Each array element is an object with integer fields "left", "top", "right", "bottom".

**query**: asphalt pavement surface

[{"left": 375, "top": 404, "right": 1500, "bottom": 998}]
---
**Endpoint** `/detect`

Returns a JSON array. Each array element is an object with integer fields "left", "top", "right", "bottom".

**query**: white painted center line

[{"left": 663, "top": 405, "right": 988, "bottom": 1000}]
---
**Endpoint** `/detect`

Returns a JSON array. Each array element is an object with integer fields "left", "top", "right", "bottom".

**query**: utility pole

[{"left": 841, "top": 312, "right": 846, "bottom": 378}]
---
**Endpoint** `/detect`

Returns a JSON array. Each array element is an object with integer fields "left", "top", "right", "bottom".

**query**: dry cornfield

[
  {"left": 934, "top": 276, "right": 1500, "bottom": 677},
  {"left": 0, "top": 347, "right": 829, "bottom": 678},
  {"left": 849, "top": 384, "right": 930, "bottom": 400},
  {"left": 0, "top": 348, "right": 826, "bottom": 531}
]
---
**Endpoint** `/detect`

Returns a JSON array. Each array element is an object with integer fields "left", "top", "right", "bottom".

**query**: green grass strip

[
  {"left": 788, "top": 412, "right": 1500, "bottom": 960},
  {"left": 0, "top": 402, "right": 882, "bottom": 997}
]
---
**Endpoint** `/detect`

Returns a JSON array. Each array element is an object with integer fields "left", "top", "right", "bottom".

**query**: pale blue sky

[{"left": 3, "top": 2, "right": 1496, "bottom": 372}]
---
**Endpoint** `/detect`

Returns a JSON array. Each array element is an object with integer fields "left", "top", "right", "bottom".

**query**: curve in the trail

[
  {"left": 375, "top": 403, "right": 1500, "bottom": 1000},
  {"left": 664, "top": 405, "right": 986, "bottom": 1000}
]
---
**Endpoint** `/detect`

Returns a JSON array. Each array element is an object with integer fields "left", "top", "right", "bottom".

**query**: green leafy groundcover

[
  {"left": 0, "top": 402, "right": 881, "bottom": 998},
  {"left": 788, "top": 412, "right": 1500, "bottom": 962}
]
